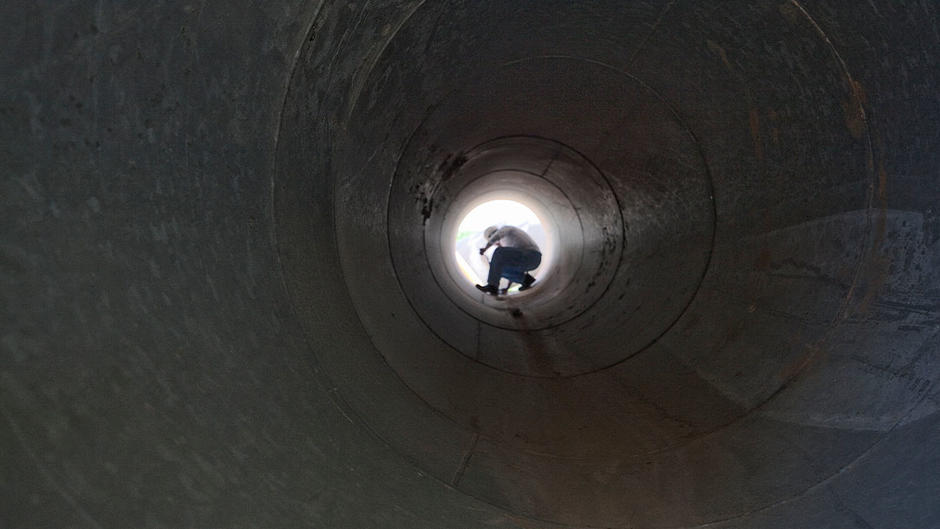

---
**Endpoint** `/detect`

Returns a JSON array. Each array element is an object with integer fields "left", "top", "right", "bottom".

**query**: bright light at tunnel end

[{"left": 454, "top": 199, "right": 551, "bottom": 292}]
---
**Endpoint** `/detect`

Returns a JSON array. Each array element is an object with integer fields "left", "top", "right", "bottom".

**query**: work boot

[
  {"left": 519, "top": 273, "right": 536, "bottom": 291},
  {"left": 475, "top": 284, "right": 499, "bottom": 295}
]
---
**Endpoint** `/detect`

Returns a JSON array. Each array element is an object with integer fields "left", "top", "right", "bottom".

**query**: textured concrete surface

[{"left": 3, "top": 1, "right": 939, "bottom": 528}]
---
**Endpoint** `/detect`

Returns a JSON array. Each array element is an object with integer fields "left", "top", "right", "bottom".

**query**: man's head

[{"left": 484, "top": 226, "right": 498, "bottom": 239}]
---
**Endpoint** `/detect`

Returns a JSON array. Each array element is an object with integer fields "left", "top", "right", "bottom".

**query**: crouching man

[{"left": 476, "top": 225, "right": 541, "bottom": 295}]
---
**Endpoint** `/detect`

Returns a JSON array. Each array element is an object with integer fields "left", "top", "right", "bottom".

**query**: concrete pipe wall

[{"left": 3, "top": 1, "right": 939, "bottom": 528}]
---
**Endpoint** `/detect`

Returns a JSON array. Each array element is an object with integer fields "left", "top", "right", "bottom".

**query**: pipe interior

[{"left": 3, "top": 1, "right": 939, "bottom": 528}]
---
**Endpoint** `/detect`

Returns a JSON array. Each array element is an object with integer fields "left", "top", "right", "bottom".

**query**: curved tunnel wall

[{"left": 3, "top": 1, "right": 939, "bottom": 528}]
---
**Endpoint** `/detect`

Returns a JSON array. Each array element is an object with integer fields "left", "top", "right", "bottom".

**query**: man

[{"left": 476, "top": 225, "right": 541, "bottom": 295}]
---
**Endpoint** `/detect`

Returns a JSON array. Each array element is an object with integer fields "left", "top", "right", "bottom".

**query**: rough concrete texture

[{"left": 2, "top": 1, "right": 939, "bottom": 528}]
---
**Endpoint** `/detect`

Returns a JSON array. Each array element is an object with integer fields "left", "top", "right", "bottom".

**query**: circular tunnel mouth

[
  {"left": 397, "top": 136, "right": 624, "bottom": 337},
  {"left": 383, "top": 128, "right": 715, "bottom": 378}
]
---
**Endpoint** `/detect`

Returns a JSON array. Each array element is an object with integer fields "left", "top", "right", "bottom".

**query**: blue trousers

[{"left": 487, "top": 247, "right": 542, "bottom": 286}]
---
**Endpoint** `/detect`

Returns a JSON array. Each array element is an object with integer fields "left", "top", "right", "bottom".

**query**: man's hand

[{"left": 479, "top": 247, "right": 486, "bottom": 255}]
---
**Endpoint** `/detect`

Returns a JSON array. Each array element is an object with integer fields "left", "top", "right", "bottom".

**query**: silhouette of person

[{"left": 476, "top": 225, "right": 541, "bottom": 295}]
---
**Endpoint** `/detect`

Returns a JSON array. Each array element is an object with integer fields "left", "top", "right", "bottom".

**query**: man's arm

[{"left": 479, "top": 231, "right": 502, "bottom": 254}]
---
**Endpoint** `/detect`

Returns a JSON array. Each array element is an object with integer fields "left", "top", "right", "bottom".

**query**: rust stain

[{"left": 843, "top": 80, "right": 868, "bottom": 139}]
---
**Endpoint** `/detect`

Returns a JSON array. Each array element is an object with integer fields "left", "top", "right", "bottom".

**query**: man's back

[{"left": 491, "top": 226, "right": 539, "bottom": 252}]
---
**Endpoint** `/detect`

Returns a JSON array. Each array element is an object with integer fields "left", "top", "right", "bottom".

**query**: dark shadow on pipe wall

[{"left": 2, "top": 1, "right": 939, "bottom": 528}]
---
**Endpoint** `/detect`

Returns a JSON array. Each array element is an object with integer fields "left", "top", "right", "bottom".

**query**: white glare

[{"left": 454, "top": 200, "right": 546, "bottom": 288}]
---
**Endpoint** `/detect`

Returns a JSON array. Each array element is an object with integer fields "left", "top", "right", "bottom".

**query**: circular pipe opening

[{"left": 411, "top": 137, "right": 620, "bottom": 333}]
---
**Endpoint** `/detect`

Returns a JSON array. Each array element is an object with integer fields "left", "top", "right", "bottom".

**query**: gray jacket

[{"left": 487, "top": 226, "right": 540, "bottom": 253}]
